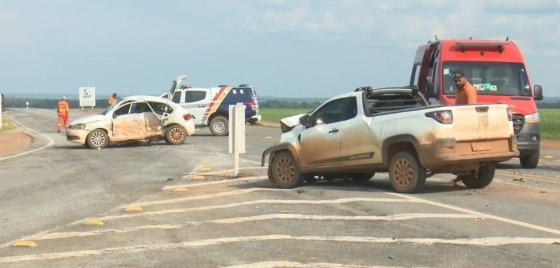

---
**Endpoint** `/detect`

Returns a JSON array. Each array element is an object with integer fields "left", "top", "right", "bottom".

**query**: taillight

[
  {"left": 183, "top": 113, "right": 192, "bottom": 121},
  {"left": 245, "top": 100, "right": 256, "bottom": 111},
  {"left": 506, "top": 107, "right": 513, "bottom": 121},
  {"left": 425, "top": 110, "right": 453, "bottom": 124}
]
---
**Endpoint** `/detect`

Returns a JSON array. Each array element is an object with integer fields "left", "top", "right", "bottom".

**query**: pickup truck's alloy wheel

[
  {"left": 86, "top": 129, "right": 108, "bottom": 149},
  {"left": 271, "top": 151, "right": 303, "bottom": 188},
  {"left": 210, "top": 116, "right": 229, "bottom": 136},
  {"left": 460, "top": 162, "right": 495, "bottom": 188},
  {"left": 389, "top": 151, "right": 426, "bottom": 193},
  {"left": 165, "top": 125, "right": 187, "bottom": 145}
]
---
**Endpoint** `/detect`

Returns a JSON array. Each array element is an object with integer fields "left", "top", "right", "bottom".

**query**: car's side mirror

[
  {"left": 534, "top": 84, "right": 543, "bottom": 101},
  {"left": 299, "top": 114, "right": 310, "bottom": 127}
]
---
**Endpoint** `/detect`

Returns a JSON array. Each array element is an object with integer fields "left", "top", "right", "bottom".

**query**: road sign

[{"left": 79, "top": 87, "right": 96, "bottom": 107}]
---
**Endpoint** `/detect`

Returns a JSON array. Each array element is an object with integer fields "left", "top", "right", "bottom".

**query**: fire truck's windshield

[{"left": 442, "top": 62, "right": 531, "bottom": 96}]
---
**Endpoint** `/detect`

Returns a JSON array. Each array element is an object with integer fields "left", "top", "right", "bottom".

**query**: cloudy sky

[{"left": 1, "top": 0, "right": 559, "bottom": 98}]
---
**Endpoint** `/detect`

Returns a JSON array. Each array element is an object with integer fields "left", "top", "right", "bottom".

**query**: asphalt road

[{"left": 1, "top": 108, "right": 559, "bottom": 267}]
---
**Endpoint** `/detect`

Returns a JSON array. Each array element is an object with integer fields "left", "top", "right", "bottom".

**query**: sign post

[
  {"left": 79, "top": 87, "right": 96, "bottom": 109},
  {"left": 229, "top": 103, "right": 246, "bottom": 177}
]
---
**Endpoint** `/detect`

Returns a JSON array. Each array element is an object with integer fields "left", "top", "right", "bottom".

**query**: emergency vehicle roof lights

[{"left": 455, "top": 41, "right": 509, "bottom": 53}]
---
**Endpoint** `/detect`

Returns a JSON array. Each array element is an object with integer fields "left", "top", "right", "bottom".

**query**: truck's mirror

[
  {"left": 299, "top": 114, "right": 310, "bottom": 127},
  {"left": 534, "top": 85, "right": 543, "bottom": 101},
  {"left": 426, "top": 83, "right": 436, "bottom": 99}
]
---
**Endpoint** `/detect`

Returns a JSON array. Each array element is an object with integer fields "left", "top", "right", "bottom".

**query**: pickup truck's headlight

[
  {"left": 69, "top": 123, "right": 87, "bottom": 130},
  {"left": 524, "top": 112, "right": 539, "bottom": 124}
]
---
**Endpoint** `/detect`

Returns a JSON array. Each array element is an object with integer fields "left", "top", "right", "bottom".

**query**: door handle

[{"left": 329, "top": 128, "right": 339, "bottom": 134}]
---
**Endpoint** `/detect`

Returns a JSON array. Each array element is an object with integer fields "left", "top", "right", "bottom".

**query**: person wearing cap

[
  {"left": 108, "top": 92, "right": 118, "bottom": 105},
  {"left": 56, "top": 96, "right": 70, "bottom": 133},
  {"left": 452, "top": 70, "right": 477, "bottom": 105}
]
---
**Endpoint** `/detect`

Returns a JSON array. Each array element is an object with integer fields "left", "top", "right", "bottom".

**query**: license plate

[{"left": 472, "top": 142, "right": 491, "bottom": 151}]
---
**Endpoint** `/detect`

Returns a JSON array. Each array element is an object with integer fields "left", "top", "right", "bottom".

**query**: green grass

[
  {"left": 0, "top": 117, "right": 16, "bottom": 131},
  {"left": 539, "top": 109, "right": 560, "bottom": 140},
  {"left": 260, "top": 108, "right": 311, "bottom": 124}
]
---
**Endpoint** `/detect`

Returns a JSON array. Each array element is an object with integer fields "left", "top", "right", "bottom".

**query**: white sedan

[{"left": 67, "top": 95, "right": 196, "bottom": 149}]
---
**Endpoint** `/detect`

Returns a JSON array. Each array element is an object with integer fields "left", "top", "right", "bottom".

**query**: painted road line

[
  {"left": 95, "top": 198, "right": 418, "bottom": 222},
  {"left": 225, "top": 261, "right": 372, "bottom": 268},
  {"left": 0, "top": 114, "right": 55, "bottom": 161},
  {"left": 386, "top": 192, "right": 560, "bottom": 236},
  {"left": 2, "top": 235, "right": 559, "bottom": 263},
  {"left": 163, "top": 176, "right": 268, "bottom": 191},
  {"left": 496, "top": 170, "right": 560, "bottom": 184},
  {"left": 15, "top": 213, "right": 473, "bottom": 243},
  {"left": 181, "top": 167, "right": 267, "bottom": 178}
]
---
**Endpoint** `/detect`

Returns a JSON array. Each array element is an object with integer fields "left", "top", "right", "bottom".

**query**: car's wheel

[
  {"left": 389, "top": 151, "right": 426, "bottom": 193},
  {"left": 350, "top": 172, "right": 375, "bottom": 182},
  {"left": 270, "top": 151, "right": 303, "bottom": 188},
  {"left": 165, "top": 125, "right": 187, "bottom": 145},
  {"left": 86, "top": 129, "right": 109, "bottom": 149},
  {"left": 460, "top": 162, "right": 495, "bottom": 188},
  {"left": 520, "top": 148, "right": 539, "bottom": 169},
  {"left": 209, "top": 116, "right": 229, "bottom": 136}
]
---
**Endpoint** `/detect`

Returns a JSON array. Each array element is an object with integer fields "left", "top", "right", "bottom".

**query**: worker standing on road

[
  {"left": 56, "top": 96, "right": 70, "bottom": 133},
  {"left": 452, "top": 70, "right": 478, "bottom": 105},
  {"left": 108, "top": 92, "right": 118, "bottom": 106},
  {"left": 452, "top": 70, "right": 478, "bottom": 185}
]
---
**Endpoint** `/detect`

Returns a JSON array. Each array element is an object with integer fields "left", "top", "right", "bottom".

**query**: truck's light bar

[{"left": 455, "top": 42, "right": 509, "bottom": 53}]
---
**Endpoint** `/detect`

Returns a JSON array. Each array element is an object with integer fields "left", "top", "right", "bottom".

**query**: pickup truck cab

[
  {"left": 163, "top": 84, "right": 261, "bottom": 136},
  {"left": 262, "top": 86, "right": 517, "bottom": 193},
  {"left": 410, "top": 38, "right": 543, "bottom": 168}
]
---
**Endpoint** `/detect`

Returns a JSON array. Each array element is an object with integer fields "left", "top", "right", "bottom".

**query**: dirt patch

[
  {"left": 540, "top": 139, "right": 560, "bottom": 150},
  {"left": 0, "top": 130, "right": 32, "bottom": 158}
]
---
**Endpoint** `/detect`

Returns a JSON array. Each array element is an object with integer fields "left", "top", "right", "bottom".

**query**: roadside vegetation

[
  {"left": 0, "top": 117, "right": 16, "bottom": 131},
  {"left": 539, "top": 109, "right": 560, "bottom": 140}
]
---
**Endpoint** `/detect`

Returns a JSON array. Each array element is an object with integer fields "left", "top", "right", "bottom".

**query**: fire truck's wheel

[
  {"left": 389, "top": 151, "right": 426, "bottom": 193},
  {"left": 520, "top": 148, "right": 539, "bottom": 169},
  {"left": 210, "top": 116, "right": 229, "bottom": 136},
  {"left": 460, "top": 162, "right": 495, "bottom": 189},
  {"left": 165, "top": 125, "right": 187, "bottom": 145},
  {"left": 86, "top": 129, "right": 109, "bottom": 149},
  {"left": 271, "top": 151, "right": 303, "bottom": 188},
  {"left": 350, "top": 172, "right": 375, "bottom": 182}
]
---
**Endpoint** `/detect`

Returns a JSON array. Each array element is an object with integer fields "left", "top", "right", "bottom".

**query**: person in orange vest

[
  {"left": 108, "top": 92, "right": 118, "bottom": 105},
  {"left": 56, "top": 96, "right": 70, "bottom": 133},
  {"left": 452, "top": 70, "right": 478, "bottom": 105}
]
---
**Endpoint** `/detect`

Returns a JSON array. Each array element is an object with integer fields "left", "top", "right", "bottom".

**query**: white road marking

[
  {"left": 14, "top": 213, "right": 472, "bottom": 243},
  {"left": 225, "top": 261, "right": 378, "bottom": 268},
  {"left": 1, "top": 235, "right": 559, "bottom": 263},
  {"left": 386, "top": 192, "right": 560, "bottom": 236},
  {"left": 97, "top": 198, "right": 418, "bottom": 222},
  {"left": 181, "top": 168, "right": 267, "bottom": 178},
  {"left": 0, "top": 114, "right": 54, "bottom": 161}
]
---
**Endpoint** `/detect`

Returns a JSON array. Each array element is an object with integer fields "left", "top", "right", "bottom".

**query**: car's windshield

[
  {"left": 100, "top": 102, "right": 119, "bottom": 115},
  {"left": 442, "top": 62, "right": 531, "bottom": 96}
]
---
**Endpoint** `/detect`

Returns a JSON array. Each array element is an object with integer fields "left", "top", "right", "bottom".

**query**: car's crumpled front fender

[{"left": 261, "top": 143, "right": 298, "bottom": 167}]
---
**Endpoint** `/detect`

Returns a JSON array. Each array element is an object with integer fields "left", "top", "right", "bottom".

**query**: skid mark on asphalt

[
  {"left": 387, "top": 192, "right": 560, "bottom": 236},
  {"left": 92, "top": 197, "right": 418, "bottom": 222},
  {"left": 18, "top": 213, "right": 474, "bottom": 243},
  {"left": 1, "top": 235, "right": 559, "bottom": 264}
]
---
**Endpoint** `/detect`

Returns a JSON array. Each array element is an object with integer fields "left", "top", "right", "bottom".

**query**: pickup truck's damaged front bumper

[{"left": 417, "top": 135, "right": 518, "bottom": 171}]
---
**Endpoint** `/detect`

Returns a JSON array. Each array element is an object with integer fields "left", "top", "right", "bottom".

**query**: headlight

[
  {"left": 524, "top": 112, "right": 539, "bottom": 124},
  {"left": 69, "top": 123, "right": 87, "bottom": 130}
]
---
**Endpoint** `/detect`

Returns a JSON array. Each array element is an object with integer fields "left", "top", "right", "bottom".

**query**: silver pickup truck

[{"left": 262, "top": 86, "right": 518, "bottom": 193}]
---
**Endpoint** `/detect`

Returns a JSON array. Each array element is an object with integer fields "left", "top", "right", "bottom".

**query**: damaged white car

[{"left": 67, "top": 95, "right": 196, "bottom": 149}]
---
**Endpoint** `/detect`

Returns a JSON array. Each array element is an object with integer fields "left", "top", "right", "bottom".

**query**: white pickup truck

[{"left": 262, "top": 86, "right": 518, "bottom": 193}]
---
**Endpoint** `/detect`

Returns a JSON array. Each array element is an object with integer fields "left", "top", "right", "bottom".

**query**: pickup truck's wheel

[
  {"left": 86, "top": 129, "right": 109, "bottom": 149},
  {"left": 270, "top": 151, "right": 303, "bottom": 188},
  {"left": 520, "top": 148, "right": 539, "bottom": 169},
  {"left": 210, "top": 116, "right": 229, "bottom": 136},
  {"left": 389, "top": 151, "right": 426, "bottom": 193},
  {"left": 460, "top": 162, "right": 495, "bottom": 188},
  {"left": 350, "top": 173, "right": 375, "bottom": 182},
  {"left": 165, "top": 125, "right": 187, "bottom": 145}
]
